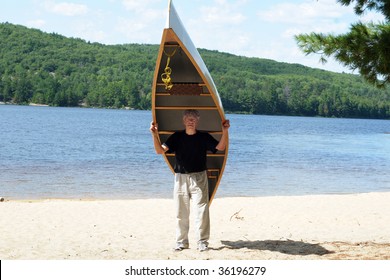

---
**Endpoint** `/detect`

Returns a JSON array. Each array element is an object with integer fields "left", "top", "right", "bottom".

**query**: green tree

[{"left": 295, "top": 0, "right": 390, "bottom": 88}]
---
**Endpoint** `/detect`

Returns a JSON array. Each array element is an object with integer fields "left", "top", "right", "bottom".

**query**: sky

[{"left": 0, "top": 0, "right": 386, "bottom": 74}]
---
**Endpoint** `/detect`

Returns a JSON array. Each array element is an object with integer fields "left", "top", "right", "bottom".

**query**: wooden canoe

[{"left": 151, "top": 0, "right": 229, "bottom": 204}]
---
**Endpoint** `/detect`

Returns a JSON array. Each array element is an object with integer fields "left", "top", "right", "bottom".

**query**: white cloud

[
  {"left": 72, "top": 20, "right": 107, "bottom": 42},
  {"left": 199, "top": 0, "right": 246, "bottom": 25},
  {"left": 256, "top": 0, "right": 383, "bottom": 28},
  {"left": 121, "top": 0, "right": 161, "bottom": 13},
  {"left": 282, "top": 20, "right": 350, "bottom": 37},
  {"left": 115, "top": 17, "right": 162, "bottom": 43},
  {"left": 183, "top": 0, "right": 248, "bottom": 54},
  {"left": 360, "top": 11, "right": 386, "bottom": 23},
  {"left": 258, "top": 0, "right": 353, "bottom": 25},
  {"left": 250, "top": 0, "right": 356, "bottom": 73},
  {"left": 117, "top": 18, "right": 146, "bottom": 33},
  {"left": 26, "top": 19, "right": 46, "bottom": 28},
  {"left": 140, "top": 8, "right": 165, "bottom": 22},
  {"left": 44, "top": 1, "right": 88, "bottom": 16},
  {"left": 196, "top": 27, "right": 251, "bottom": 54},
  {"left": 199, "top": 6, "right": 245, "bottom": 25},
  {"left": 113, "top": 0, "right": 165, "bottom": 43}
]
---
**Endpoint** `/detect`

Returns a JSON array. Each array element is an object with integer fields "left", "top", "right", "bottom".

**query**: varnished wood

[{"left": 151, "top": 0, "right": 229, "bottom": 205}]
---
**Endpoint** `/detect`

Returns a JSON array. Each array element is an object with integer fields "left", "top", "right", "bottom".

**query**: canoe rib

[{"left": 152, "top": 0, "right": 229, "bottom": 205}]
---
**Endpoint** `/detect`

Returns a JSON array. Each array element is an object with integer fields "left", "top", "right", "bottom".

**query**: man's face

[{"left": 183, "top": 116, "right": 199, "bottom": 130}]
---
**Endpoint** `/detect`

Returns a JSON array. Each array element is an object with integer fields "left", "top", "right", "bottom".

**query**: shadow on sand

[{"left": 218, "top": 240, "right": 333, "bottom": 256}]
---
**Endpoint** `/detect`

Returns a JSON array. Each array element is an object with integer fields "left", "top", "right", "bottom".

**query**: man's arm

[
  {"left": 216, "top": 120, "right": 230, "bottom": 151},
  {"left": 150, "top": 121, "right": 168, "bottom": 154}
]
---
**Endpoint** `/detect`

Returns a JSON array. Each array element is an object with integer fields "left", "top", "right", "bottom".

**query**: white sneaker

[
  {"left": 198, "top": 243, "right": 208, "bottom": 252},
  {"left": 173, "top": 244, "right": 189, "bottom": 251}
]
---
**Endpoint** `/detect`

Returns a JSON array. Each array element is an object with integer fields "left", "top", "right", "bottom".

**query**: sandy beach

[{"left": 1, "top": 192, "right": 389, "bottom": 260}]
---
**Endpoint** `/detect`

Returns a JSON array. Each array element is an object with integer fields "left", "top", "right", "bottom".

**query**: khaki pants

[{"left": 174, "top": 171, "right": 210, "bottom": 248}]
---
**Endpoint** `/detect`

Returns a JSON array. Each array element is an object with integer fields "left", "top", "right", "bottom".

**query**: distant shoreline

[
  {"left": 1, "top": 103, "right": 389, "bottom": 120},
  {"left": 29, "top": 103, "right": 49, "bottom": 107},
  {"left": 0, "top": 102, "right": 135, "bottom": 110}
]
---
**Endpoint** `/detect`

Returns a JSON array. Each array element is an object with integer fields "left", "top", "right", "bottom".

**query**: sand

[{"left": 0, "top": 192, "right": 389, "bottom": 260}]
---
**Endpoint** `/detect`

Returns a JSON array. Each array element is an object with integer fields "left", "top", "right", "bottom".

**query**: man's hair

[{"left": 183, "top": 109, "right": 200, "bottom": 119}]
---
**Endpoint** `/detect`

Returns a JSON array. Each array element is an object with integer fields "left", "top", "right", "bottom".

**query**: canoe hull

[{"left": 152, "top": 1, "right": 228, "bottom": 204}]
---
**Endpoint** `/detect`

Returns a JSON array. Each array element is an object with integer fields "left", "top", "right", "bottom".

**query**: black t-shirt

[{"left": 164, "top": 130, "right": 219, "bottom": 173}]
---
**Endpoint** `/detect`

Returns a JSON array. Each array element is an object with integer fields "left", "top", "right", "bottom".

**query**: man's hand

[
  {"left": 150, "top": 121, "right": 158, "bottom": 135},
  {"left": 150, "top": 121, "right": 167, "bottom": 154},
  {"left": 222, "top": 120, "right": 230, "bottom": 132},
  {"left": 216, "top": 120, "right": 230, "bottom": 151}
]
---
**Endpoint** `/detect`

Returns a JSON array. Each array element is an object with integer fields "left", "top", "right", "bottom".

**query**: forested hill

[{"left": 1, "top": 22, "right": 390, "bottom": 119}]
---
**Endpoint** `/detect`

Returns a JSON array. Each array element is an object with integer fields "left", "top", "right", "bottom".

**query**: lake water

[{"left": 1, "top": 105, "right": 389, "bottom": 199}]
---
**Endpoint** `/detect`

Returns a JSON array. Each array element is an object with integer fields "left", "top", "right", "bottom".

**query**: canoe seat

[{"left": 168, "top": 83, "right": 202, "bottom": 95}]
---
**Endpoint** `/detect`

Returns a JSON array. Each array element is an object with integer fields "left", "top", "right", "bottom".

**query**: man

[{"left": 150, "top": 109, "right": 230, "bottom": 251}]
